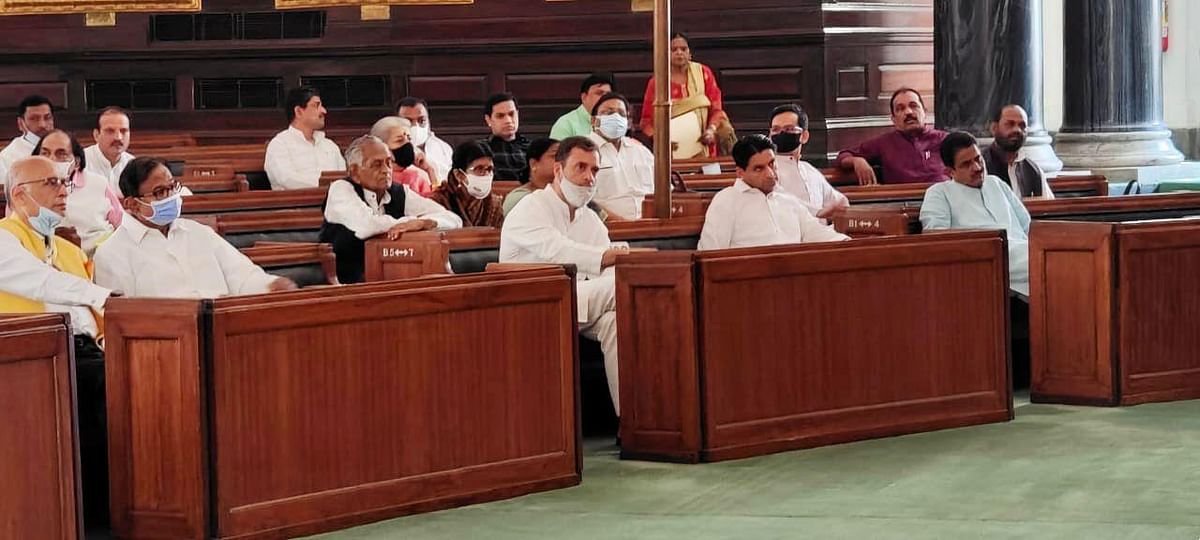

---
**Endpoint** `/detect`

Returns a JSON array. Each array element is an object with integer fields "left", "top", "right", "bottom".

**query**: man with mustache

[
  {"left": 920, "top": 131, "right": 1031, "bottom": 296},
  {"left": 0, "top": 95, "right": 55, "bottom": 180},
  {"left": 836, "top": 88, "right": 948, "bottom": 185},
  {"left": 983, "top": 104, "right": 1054, "bottom": 199},
  {"left": 265, "top": 86, "right": 347, "bottom": 190},
  {"left": 84, "top": 106, "right": 136, "bottom": 195}
]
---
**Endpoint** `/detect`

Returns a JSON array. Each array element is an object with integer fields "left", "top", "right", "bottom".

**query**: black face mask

[
  {"left": 771, "top": 132, "right": 802, "bottom": 154},
  {"left": 392, "top": 143, "right": 415, "bottom": 169}
]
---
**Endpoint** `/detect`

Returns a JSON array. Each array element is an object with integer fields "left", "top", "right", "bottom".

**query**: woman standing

[{"left": 639, "top": 32, "right": 734, "bottom": 158}]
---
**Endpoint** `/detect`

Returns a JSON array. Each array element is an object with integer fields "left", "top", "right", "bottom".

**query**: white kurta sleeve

[
  {"left": 0, "top": 232, "right": 110, "bottom": 309},
  {"left": 919, "top": 185, "right": 953, "bottom": 230},
  {"left": 1002, "top": 183, "right": 1033, "bottom": 233},
  {"left": 797, "top": 204, "right": 851, "bottom": 243},
  {"left": 265, "top": 136, "right": 319, "bottom": 191},
  {"left": 402, "top": 186, "right": 463, "bottom": 230},
  {"left": 502, "top": 210, "right": 606, "bottom": 276},
  {"left": 821, "top": 180, "right": 850, "bottom": 213},
  {"left": 323, "top": 181, "right": 402, "bottom": 240},
  {"left": 205, "top": 226, "right": 277, "bottom": 295},
  {"left": 698, "top": 196, "right": 733, "bottom": 251}
]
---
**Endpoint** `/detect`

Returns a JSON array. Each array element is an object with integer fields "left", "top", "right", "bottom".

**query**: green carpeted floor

[{"left": 309, "top": 397, "right": 1200, "bottom": 540}]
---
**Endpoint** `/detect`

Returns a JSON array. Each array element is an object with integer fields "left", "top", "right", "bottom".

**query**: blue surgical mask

[
  {"left": 597, "top": 114, "right": 629, "bottom": 140},
  {"left": 137, "top": 193, "right": 183, "bottom": 226},
  {"left": 18, "top": 191, "right": 63, "bottom": 238}
]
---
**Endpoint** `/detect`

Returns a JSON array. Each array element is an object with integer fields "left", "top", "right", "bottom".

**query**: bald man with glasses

[{"left": 0, "top": 155, "right": 114, "bottom": 529}]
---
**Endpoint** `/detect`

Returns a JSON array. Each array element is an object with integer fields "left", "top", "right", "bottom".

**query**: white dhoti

[{"left": 577, "top": 274, "right": 620, "bottom": 416}]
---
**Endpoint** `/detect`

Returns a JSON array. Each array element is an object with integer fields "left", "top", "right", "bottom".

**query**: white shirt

[
  {"left": 587, "top": 132, "right": 656, "bottom": 220},
  {"left": 422, "top": 132, "right": 454, "bottom": 184},
  {"left": 94, "top": 216, "right": 279, "bottom": 298},
  {"left": 0, "top": 228, "right": 108, "bottom": 338},
  {"left": 775, "top": 153, "right": 849, "bottom": 222},
  {"left": 501, "top": 187, "right": 618, "bottom": 322},
  {"left": 698, "top": 179, "right": 850, "bottom": 251},
  {"left": 323, "top": 180, "right": 462, "bottom": 239},
  {"left": 264, "top": 126, "right": 347, "bottom": 191},
  {"left": 0, "top": 134, "right": 37, "bottom": 180},
  {"left": 63, "top": 170, "right": 117, "bottom": 255},
  {"left": 84, "top": 144, "right": 136, "bottom": 196}
]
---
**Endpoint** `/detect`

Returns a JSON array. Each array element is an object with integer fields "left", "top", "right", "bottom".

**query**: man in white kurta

[
  {"left": 920, "top": 132, "right": 1032, "bottom": 296},
  {"left": 586, "top": 94, "right": 655, "bottom": 220},
  {"left": 397, "top": 97, "right": 454, "bottom": 184},
  {"left": 84, "top": 107, "right": 136, "bottom": 195},
  {"left": 500, "top": 136, "right": 630, "bottom": 415},
  {"left": 0, "top": 96, "right": 56, "bottom": 179},
  {"left": 95, "top": 157, "right": 297, "bottom": 298},
  {"left": 769, "top": 104, "right": 849, "bottom": 222},
  {"left": 700, "top": 135, "right": 849, "bottom": 250},
  {"left": 265, "top": 87, "right": 347, "bottom": 190}
]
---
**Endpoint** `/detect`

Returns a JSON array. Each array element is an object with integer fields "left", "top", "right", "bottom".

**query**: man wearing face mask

[
  {"left": 428, "top": 140, "right": 506, "bottom": 228},
  {"left": 94, "top": 157, "right": 298, "bottom": 297},
  {"left": 319, "top": 135, "right": 462, "bottom": 284},
  {"left": 586, "top": 93, "right": 655, "bottom": 220},
  {"left": 397, "top": 96, "right": 454, "bottom": 184},
  {"left": 0, "top": 156, "right": 113, "bottom": 530},
  {"left": 984, "top": 104, "right": 1054, "bottom": 200},
  {"left": 500, "top": 136, "right": 631, "bottom": 416},
  {"left": 0, "top": 95, "right": 56, "bottom": 180},
  {"left": 34, "top": 129, "right": 123, "bottom": 255},
  {"left": 768, "top": 104, "right": 849, "bottom": 223}
]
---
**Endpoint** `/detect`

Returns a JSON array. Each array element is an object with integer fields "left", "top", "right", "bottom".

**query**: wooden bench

[
  {"left": 241, "top": 242, "right": 339, "bottom": 287},
  {"left": 1031, "top": 218, "right": 1200, "bottom": 406},
  {"left": 182, "top": 187, "right": 327, "bottom": 214},
  {"left": 104, "top": 267, "right": 581, "bottom": 540},
  {"left": 834, "top": 192, "right": 1200, "bottom": 237},
  {"left": 615, "top": 230, "right": 1013, "bottom": 462},
  {"left": 0, "top": 314, "right": 80, "bottom": 539}
]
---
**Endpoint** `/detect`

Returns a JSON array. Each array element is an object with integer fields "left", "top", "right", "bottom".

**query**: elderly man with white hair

[
  {"left": 319, "top": 134, "right": 462, "bottom": 284},
  {"left": 369, "top": 115, "right": 440, "bottom": 195},
  {"left": 0, "top": 155, "right": 113, "bottom": 529}
]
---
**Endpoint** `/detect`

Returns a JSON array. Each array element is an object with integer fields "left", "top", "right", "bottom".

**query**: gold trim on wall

[
  {"left": 631, "top": 0, "right": 652, "bottom": 12},
  {"left": 276, "top": 0, "right": 471, "bottom": 8},
  {"left": 0, "top": 0, "right": 200, "bottom": 14}
]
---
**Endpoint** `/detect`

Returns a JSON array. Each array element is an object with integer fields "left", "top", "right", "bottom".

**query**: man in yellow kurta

[{"left": 1, "top": 156, "right": 113, "bottom": 529}]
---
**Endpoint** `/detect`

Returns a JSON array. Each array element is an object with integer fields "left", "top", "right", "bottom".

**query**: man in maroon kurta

[{"left": 837, "top": 87, "right": 948, "bottom": 185}]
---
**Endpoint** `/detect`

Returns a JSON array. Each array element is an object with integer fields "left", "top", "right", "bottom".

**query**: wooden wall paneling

[
  {"left": 1027, "top": 220, "right": 1118, "bottom": 405},
  {"left": 615, "top": 251, "right": 704, "bottom": 463},
  {"left": 203, "top": 271, "right": 580, "bottom": 538},
  {"left": 694, "top": 231, "right": 1011, "bottom": 461},
  {"left": 0, "top": 314, "right": 79, "bottom": 540},
  {"left": 104, "top": 299, "right": 209, "bottom": 540},
  {"left": 1113, "top": 221, "right": 1200, "bottom": 405}
]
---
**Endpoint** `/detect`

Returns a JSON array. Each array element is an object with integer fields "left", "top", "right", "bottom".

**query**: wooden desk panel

[
  {"left": 105, "top": 269, "right": 580, "bottom": 539},
  {"left": 1031, "top": 219, "right": 1200, "bottom": 405},
  {"left": 0, "top": 314, "right": 79, "bottom": 540},
  {"left": 617, "top": 231, "right": 1013, "bottom": 463}
]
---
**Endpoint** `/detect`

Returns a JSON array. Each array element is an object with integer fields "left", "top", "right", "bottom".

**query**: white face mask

[
  {"left": 409, "top": 125, "right": 430, "bottom": 146},
  {"left": 464, "top": 172, "right": 493, "bottom": 199},
  {"left": 52, "top": 159, "right": 74, "bottom": 180},
  {"left": 597, "top": 113, "right": 629, "bottom": 141},
  {"left": 558, "top": 176, "right": 596, "bottom": 209}
]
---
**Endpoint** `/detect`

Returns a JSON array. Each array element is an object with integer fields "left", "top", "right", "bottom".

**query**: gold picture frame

[{"left": 0, "top": 0, "right": 200, "bottom": 14}]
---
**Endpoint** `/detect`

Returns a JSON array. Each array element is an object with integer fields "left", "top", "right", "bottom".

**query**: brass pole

[{"left": 652, "top": 0, "right": 672, "bottom": 219}]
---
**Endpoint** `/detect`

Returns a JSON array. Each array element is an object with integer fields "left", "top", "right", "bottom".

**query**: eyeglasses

[
  {"left": 17, "top": 176, "right": 74, "bottom": 193},
  {"left": 465, "top": 165, "right": 495, "bottom": 176},
  {"left": 139, "top": 179, "right": 182, "bottom": 201}
]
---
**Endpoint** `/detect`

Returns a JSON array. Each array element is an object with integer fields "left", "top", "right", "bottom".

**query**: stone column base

[{"left": 1054, "top": 130, "right": 1184, "bottom": 169}]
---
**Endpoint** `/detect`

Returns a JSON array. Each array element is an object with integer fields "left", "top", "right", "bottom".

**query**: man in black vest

[
  {"left": 319, "top": 135, "right": 462, "bottom": 284},
  {"left": 985, "top": 104, "right": 1054, "bottom": 199}
]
